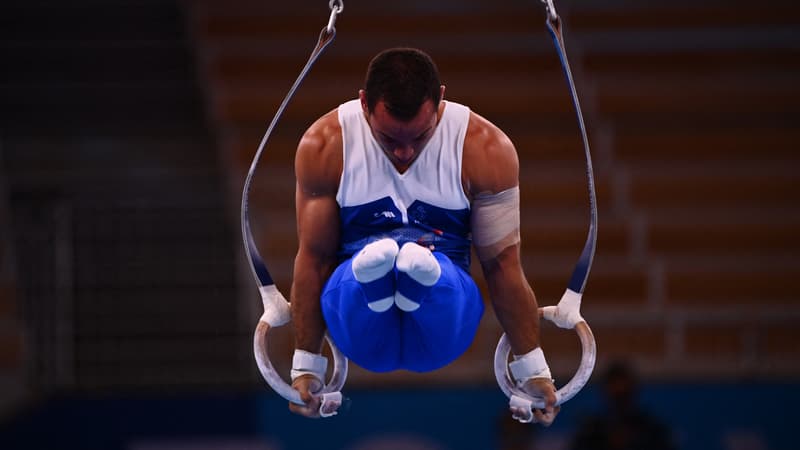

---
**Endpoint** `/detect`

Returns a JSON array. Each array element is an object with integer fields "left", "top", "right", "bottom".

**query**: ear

[
  {"left": 358, "top": 89, "right": 369, "bottom": 114},
  {"left": 440, "top": 85, "right": 446, "bottom": 101}
]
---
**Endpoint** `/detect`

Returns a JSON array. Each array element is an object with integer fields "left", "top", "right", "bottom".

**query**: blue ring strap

[
  {"left": 241, "top": 27, "right": 338, "bottom": 289},
  {"left": 544, "top": 15, "right": 599, "bottom": 295}
]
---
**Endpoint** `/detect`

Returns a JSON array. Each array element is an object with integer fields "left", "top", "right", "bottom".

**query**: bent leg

[
  {"left": 394, "top": 242, "right": 442, "bottom": 312},
  {"left": 321, "top": 258, "right": 402, "bottom": 373},
  {"left": 398, "top": 252, "right": 484, "bottom": 372},
  {"left": 352, "top": 238, "right": 399, "bottom": 312}
]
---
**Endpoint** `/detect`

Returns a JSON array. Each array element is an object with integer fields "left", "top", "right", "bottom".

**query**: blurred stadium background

[{"left": 1, "top": 0, "right": 798, "bottom": 448}]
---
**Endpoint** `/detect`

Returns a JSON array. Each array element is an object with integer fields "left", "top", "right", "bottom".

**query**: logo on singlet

[{"left": 374, "top": 211, "right": 396, "bottom": 219}]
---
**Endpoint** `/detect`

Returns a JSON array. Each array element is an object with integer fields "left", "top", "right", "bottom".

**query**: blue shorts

[{"left": 321, "top": 251, "right": 484, "bottom": 373}]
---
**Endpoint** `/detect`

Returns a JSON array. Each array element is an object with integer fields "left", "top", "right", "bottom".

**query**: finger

[
  {"left": 287, "top": 374, "right": 327, "bottom": 418},
  {"left": 533, "top": 408, "right": 554, "bottom": 427},
  {"left": 298, "top": 387, "right": 315, "bottom": 404},
  {"left": 545, "top": 391, "right": 558, "bottom": 412},
  {"left": 533, "top": 405, "right": 560, "bottom": 427},
  {"left": 289, "top": 400, "right": 321, "bottom": 418},
  {"left": 292, "top": 375, "right": 323, "bottom": 404},
  {"left": 294, "top": 383, "right": 314, "bottom": 404}
]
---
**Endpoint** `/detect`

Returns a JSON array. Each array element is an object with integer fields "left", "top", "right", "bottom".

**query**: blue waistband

[{"left": 339, "top": 225, "right": 472, "bottom": 272}]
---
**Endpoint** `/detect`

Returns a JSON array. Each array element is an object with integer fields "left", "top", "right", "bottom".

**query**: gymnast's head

[
  {"left": 360, "top": 47, "right": 444, "bottom": 121},
  {"left": 359, "top": 48, "right": 445, "bottom": 167}
]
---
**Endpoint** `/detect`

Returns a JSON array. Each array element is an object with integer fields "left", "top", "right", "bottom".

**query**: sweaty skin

[{"left": 289, "top": 88, "right": 558, "bottom": 424}]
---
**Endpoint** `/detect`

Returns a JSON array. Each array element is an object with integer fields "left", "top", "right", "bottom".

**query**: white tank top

[
  {"left": 335, "top": 99, "right": 473, "bottom": 271},
  {"left": 336, "top": 99, "right": 470, "bottom": 215}
]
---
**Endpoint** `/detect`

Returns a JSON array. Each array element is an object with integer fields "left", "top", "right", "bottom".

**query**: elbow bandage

[
  {"left": 291, "top": 349, "right": 328, "bottom": 382},
  {"left": 509, "top": 347, "right": 552, "bottom": 385},
  {"left": 471, "top": 186, "right": 521, "bottom": 261}
]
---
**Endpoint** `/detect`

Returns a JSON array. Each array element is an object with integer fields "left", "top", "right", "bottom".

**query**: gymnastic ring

[
  {"left": 254, "top": 321, "right": 348, "bottom": 412},
  {"left": 493, "top": 310, "right": 596, "bottom": 411}
]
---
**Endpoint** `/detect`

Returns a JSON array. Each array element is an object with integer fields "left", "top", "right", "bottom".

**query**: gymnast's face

[{"left": 359, "top": 89, "right": 441, "bottom": 171}]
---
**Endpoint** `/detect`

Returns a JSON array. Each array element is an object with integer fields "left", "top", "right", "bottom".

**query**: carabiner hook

[
  {"left": 327, "top": 0, "right": 344, "bottom": 33},
  {"left": 329, "top": 0, "right": 344, "bottom": 12},
  {"left": 541, "top": 0, "right": 558, "bottom": 22}
]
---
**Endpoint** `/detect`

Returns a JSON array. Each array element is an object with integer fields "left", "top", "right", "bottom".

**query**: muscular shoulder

[
  {"left": 462, "top": 111, "right": 519, "bottom": 198},
  {"left": 295, "top": 108, "right": 343, "bottom": 196}
]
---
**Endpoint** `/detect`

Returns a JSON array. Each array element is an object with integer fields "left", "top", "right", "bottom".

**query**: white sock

[
  {"left": 395, "top": 242, "right": 441, "bottom": 286},
  {"left": 366, "top": 297, "right": 394, "bottom": 313},
  {"left": 394, "top": 292, "right": 421, "bottom": 312},
  {"left": 352, "top": 238, "right": 399, "bottom": 283}
]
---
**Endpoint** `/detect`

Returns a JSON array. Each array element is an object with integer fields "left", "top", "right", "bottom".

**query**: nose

[{"left": 392, "top": 145, "right": 415, "bottom": 162}]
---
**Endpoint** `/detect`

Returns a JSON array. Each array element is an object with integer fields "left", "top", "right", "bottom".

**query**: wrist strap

[
  {"left": 290, "top": 349, "right": 328, "bottom": 382},
  {"left": 509, "top": 347, "right": 552, "bottom": 385}
]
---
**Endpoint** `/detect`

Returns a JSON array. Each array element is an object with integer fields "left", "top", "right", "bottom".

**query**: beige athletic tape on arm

[{"left": 471, "top": 186, "right": 521, "bottom": 262}]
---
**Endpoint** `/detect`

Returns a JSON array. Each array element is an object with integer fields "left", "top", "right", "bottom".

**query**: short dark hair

[{"left": 364, "top": 47, "right": 442, "bottom": 121}]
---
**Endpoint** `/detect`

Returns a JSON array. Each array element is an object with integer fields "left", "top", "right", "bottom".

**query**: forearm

[
  {"left": 291, "top": 250, "right": 335, "bottom": 353},
  {"left": 484, "top": 246, "right": 542, "bottom": 354}
]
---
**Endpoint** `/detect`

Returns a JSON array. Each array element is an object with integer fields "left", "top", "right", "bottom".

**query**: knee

[{"left": 398, "top": 297, "right": 484, "bottom": 372}]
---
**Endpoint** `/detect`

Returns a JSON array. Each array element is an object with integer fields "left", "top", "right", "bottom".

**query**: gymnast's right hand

[{"left": 289, "top": 374, "right": 325, "bottom": 418}]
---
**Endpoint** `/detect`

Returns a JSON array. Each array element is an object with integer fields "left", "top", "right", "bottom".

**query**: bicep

[
  {"left": 464, "top": 114, "right": 523, "bottom": 261},
  {"left": 295, "top": 188, "right": 340, "bottom": 262},
  {"left": 471, "top": 186, "right": 521, "bottom": 262},
  {"left": 294, "top": 116, "right": 342, "bottom": 265}
]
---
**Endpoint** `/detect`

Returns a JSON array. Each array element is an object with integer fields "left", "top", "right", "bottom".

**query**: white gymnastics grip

[
  {"left": 494, "top": 290, "right": 596, "bottom": 418},
  {"left": 253, "top": 285, "right": 348, "bottom": 417}
]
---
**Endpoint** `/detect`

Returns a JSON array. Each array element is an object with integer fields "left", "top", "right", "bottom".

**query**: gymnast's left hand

[
  {"left": 288, "top": 374, "right": 324, "bottom": 418},
  {"left": 517, "top": 377, "right": 560, "bottom": 426}
]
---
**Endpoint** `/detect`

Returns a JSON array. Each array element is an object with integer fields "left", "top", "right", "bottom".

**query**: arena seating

[{"left": 188, "top": 0, "right": 800, "bottom": 384}]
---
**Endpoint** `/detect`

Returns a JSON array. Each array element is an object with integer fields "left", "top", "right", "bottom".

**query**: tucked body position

[{"left": 288, "top": 48, "right": 559, "bottom": 424}]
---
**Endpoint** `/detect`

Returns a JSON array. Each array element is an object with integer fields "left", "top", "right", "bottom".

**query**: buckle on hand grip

[
  {"left": 319, "top": 392, "right": 343, "bottom": 417},
  {"left": 509, "top": 395, "right": 534, "bottom": 423}
]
